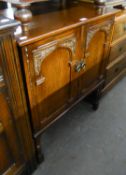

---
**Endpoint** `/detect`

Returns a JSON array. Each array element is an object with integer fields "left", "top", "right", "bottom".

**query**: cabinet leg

[
  {"left": 35, "top": 137, "right": 44, "bottom": 164},
  {"left": 91, "top": 87, "right": 101, "bottom": 111},
  {"left": 92, "top": 100, "right": 99, "bottom": 111},
  {"left": 85, "top": 86, "right": 102, "bottom": 111}
]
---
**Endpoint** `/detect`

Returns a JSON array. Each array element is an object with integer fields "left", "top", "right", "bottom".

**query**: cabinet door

[
  {"left": 0, "top": 65, "right": 23, "bottom": 175},
  {"left": 22, "top": 29, "right": 81, "bottom": 134},
  {"left": 80, "top": 19, "right": 114, "bottom": 92}
]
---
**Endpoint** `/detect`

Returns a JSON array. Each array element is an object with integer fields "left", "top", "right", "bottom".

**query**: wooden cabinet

[
  {"left": 103, "top": 11, "right": 126, "bottom": 93},
  {"left": 18, "top": 12, "right": 115, "bottom": 161},
  {"left": 0, "top": 2, "right": 121, "bottom": 172},
  {"left": 0, "top": 17, "right": 36, "bottom": 175},
  {"left": 21, "top": 19, "right": 113, "bottom": 135}
]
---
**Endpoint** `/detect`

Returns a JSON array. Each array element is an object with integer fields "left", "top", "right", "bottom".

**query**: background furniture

[
  {"left": 0, "top": 16, "right": 36, "bottom": 175},
  {"left": 103, "top": 10, "right": 126, "bottom": 92},
  {"left": 0, "top": 2, "right": 7, "bottom": 10},
  {"left": 80, "top": 0, "right": 125, "bottom": 6},
  {"left": 14, "top": 2, "right": 117, "bottom": 162}
]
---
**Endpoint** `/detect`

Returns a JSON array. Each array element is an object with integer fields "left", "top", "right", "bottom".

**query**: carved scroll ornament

[
  {"left": 86, "top": 22, "right": 112, "bottom": 49},
  {"left": 32, "top": 36, "right": 77, "bottom": 85},
  {"left": 60, "top": 37, "right": 76, "bottom": 55},
  {"left": 33, "top": 44, "right": 56, "bottom": 76}
]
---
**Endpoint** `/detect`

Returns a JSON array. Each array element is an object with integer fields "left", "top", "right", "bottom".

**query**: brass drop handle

[
  {"left": 119, "top": 47, "right": 123, "bottom": 52},
  {"left": 69, "top": 59, "right": 86, "bottom": 73},
  {"left": 115, "top": 67, "right": 119, "bottom": 73},
  {"left": 74, "top": 62, "right": 81, "bottom": 72},
  {"left": 80, "top": 59, "right": 86, "bottom": 69}
]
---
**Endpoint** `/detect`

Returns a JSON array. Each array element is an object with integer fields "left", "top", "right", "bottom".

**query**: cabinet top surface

[{"left": 0, "top": 2, "right": 120, "bottom": 46}]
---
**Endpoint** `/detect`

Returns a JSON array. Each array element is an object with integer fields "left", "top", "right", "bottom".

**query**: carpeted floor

[{"left": 33, "top": 77, "right": 126, "bottom": 175}]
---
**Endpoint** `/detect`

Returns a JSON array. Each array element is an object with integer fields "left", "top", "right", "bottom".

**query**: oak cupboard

[
  {"left": 16, "top": 3, "right": 116, "bottom": 162},
  {"left": 0, "top": 17, "right": 36, "bottom": 175},
  {"left": 0, "top": 1, "right": 126, "bottom": 174}
]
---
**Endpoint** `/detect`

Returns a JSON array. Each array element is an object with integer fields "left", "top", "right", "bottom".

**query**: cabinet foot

[
  {"left": 35, "top": 137, "right": 44, "bottom": 164},
  {"left": 92, "top": 102, "right": 99, "bottom": 111},
  {"left": 91, "top": 87, "right": 101, "bottom": 111},
  {"left": 85, "top": 85, "right": 102, "bottom": 111}
]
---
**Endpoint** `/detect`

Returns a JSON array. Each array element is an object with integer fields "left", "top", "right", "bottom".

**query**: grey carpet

[{"left": 33, "top": 77, "right": 126, "bottom": 175}]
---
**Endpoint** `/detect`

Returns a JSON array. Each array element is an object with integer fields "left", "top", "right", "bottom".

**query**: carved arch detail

[
  {"left": 32, "top": 36, "right": 77, "bottom": 85},
  {"left": 86, "top": 22, "right": 112, "bottom": 49}
]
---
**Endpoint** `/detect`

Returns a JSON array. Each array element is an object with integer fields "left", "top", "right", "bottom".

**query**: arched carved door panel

[
  {"left": 33, "top": 47, "right": 71, "bottom": 131},
  {"left": 22, "top": 32, "right": 81, "bottom": 133},
  {"left": 80, "top": 20, "right": 114, "bottom": 92}
]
